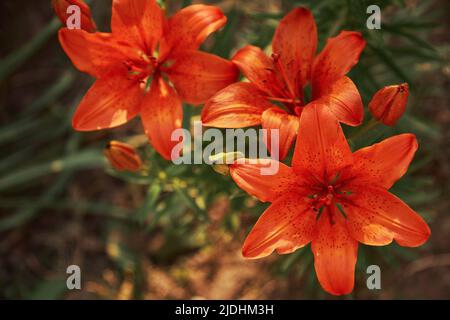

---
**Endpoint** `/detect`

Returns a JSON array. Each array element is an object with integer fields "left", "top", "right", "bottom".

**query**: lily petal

[
  {"left": 232, "top": 45, "right": 287, "bottom": 97},
  {"left": 261, "top": 108, "right": 299, "bottom": 160},
  {"left": 111, "top": 0, "right": 163, "bottom": 53},
  {"left": 315, "top": 76, "right": 364, "bottom": 126},
  {"left": 160, "top": 4, "right": 226, "bottom": 59},
  {"left": 344, "top": 186, "right": 431, "bottom": 247},
  {"left": 272, "top": 7, "right": 317, "bottom": 96},
  {"left": 242, "top": 192, "right": 316, "bottom": 258},
  {"left": 73, "top": 70, "right": 143, "bottom": 131},
  {"left": 202, "top": 82, "right": 274, "bottom": 128},
  {"left": 166, "top": 50, "right": 239, "bottom": 105},
  {"left": 350, "top": 134, "right": 418, "bottom": 189},
  {"left": 312, "top": 31, "right": 365, "bottom": 98},
  {"left": 292, "top": 103, "right": 353, "bottom": 180},
  {"left": 140, "top": 77, "right": 183, "bottom": 161},
  {"left": 58, "top": 29, "right": 139, "bottom": 78},
  {"left": 230, "top": 159, "right": 299, "bottom": 202},
  {"left": 312, "top": 207, "right": 358, "bottom": 296}
]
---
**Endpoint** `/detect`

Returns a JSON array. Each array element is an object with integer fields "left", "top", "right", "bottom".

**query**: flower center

[
  {"left": 310, "top": 185, "right": 336, "bottom": 212},
  {"left": 308, "top": 173, "right": 352, "bottom": 222},
  {"left": 124, "top": 52, "right": 160, "bottom": 88}
]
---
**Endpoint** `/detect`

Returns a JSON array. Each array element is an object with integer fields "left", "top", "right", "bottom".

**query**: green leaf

[
  {"left": 0, "top": 118, "right": 51, "bottom": 145},
  {"left": 398, "top": 114, "right": 440, "bottom": 139},
  {"left": 173, "top": 184, "right": 207, "bottom": 221},
  {"left": 0, "top": 150, "right": 104, "bottom": 192},
  {"left": 382, "top": 25, "right": 438, "bottom": 53},
  {"left": 27, "top": 279, "right": 67, "bottom": 300},
  {"left": 137, "top": 182, "right": 162, "bottom": 225},
  {"left": 367, "top": 42, "right": 412, "bottom": 84},
  {"left": 28, "top": 72, "right": 74, "bottom": 114}
]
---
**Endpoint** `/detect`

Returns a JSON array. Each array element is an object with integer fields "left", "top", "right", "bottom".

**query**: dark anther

[{"left": 271, "top": 53, "right": 280, "bottom": 62}]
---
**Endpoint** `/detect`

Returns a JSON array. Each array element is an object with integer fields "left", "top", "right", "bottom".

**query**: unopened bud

[
  {"left": 104, "top": 141, "right": 142, "bottom": 172},
  {"left": 51, "top": 0, "right": 97, "bottom": 32}
]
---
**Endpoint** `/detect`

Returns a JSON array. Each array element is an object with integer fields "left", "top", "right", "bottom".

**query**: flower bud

[
  {"left": 104, "top": 141, "right": 142, "bottom": 172},
  {"left": 51, "top": 0, "right": 97, "bottom": 32},
  {"left": 369, "top": 83, "right": 409, "bottom": 126}
]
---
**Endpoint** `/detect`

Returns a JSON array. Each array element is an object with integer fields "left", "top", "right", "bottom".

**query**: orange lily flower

[
  {"left": 52, "top": 0, "right": 97, "bottom": 32},
  {"left": 104, "top": 141, "right": 142, "bottom": 172},
  {"left": 230, "top": 104, "right": 430, "bottom": 295},
  {"left": 58, "top": 0, "right": 238, "bottom": 160},
  {"left": 202, "top": 7, "right": 366, "bottom": 159},
  {"left": 369, "top": 83, "right": 409, "bottom": 126}
]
